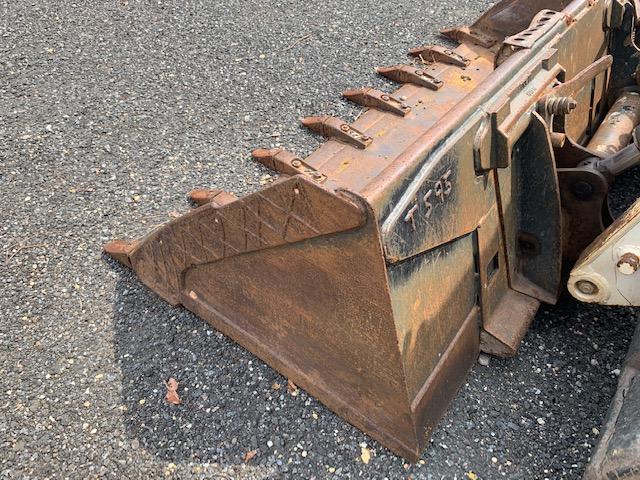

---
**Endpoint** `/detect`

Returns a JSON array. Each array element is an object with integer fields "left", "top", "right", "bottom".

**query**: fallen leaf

[
  {"left": 287, "top": 379, "right": 299, "bottom": 396},
  {"left": 360, "top": 446, "right": 371, "bottom": 464},
  {"left": 466, "top": 472, "right": 478, "bottom": 480},
  {"left": 271, "top": 382, "right": 281, "bottom": 390},
  {"left": 244, "top": 449, "right": 257, "bottom": 463},
  {"left": 166, "top": 377, "right": 181, "bottom": 405}
]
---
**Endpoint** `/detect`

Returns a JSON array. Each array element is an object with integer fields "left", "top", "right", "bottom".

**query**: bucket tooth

[
  {"left": 301, "top": 115, "right": 372, "bottom": 149},
  {"left": 408, "top": 45, "right": 470, "bottom": 67},
  {"left": 376, "top": 65, "right": 444, "bottom": 90},
  {"left": 343, "top": 87, "right": 411, "bottom": 117},
  {"left": 104, "top": 239, "right": 139, "bottom": 269},
  {"left": 440, "top": 26, "right": 497, "bottom": 49},
  {"left": 187, "top": 188, "right": 237, "bottom": 207},
  {"left": 188, "top": 188, "right": 216, "bottom": 206},
  {"left": 253, "top": 148, "right": 327, "bottom": 183},
  {"left": 251, "top": 148, "right": 303, "bottom": 175}
]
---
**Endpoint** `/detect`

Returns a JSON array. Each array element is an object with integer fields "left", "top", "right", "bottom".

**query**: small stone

[
  {"left": 478, "top": 354, "right": 490, "bottom": 366},
  {"left": 590, "top": 358, "right": 599, "bottom": 366},
  {"left": 537, "top": 417, "right": 546, "bottom": 425},
  {"left": 506, "top": 421, "right": 519, "bottom": 431}
]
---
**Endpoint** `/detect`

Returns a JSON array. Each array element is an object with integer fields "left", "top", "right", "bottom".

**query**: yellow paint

[{"left": 334, "top": 160, "right": 351, "bottom": 175}]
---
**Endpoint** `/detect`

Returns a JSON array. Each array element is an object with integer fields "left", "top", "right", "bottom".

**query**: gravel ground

[{"left": 1, "top": 1, "right": 639, "bottom": 478}]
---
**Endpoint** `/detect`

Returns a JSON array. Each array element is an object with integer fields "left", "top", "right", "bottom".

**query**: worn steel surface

[
  {"left": 583, "top": 323, "right": 640, "bottom": 480},
  {"left": 104, "top": 0, "right": 640, "bottom": 461}
]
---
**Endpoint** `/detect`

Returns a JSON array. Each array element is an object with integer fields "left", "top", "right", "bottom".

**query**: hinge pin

[
  {"left": 617, "top": 252, "right": 640, "bottom": 275},
  {"left": 576, "top": 279, "right": 598, "bottom": 295}
]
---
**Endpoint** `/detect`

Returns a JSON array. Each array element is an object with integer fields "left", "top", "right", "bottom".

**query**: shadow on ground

[{"left": 110, "top": 250, "right": 638, "bottom": 478}]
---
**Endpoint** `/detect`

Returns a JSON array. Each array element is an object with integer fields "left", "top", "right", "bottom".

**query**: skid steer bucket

[{"left": 106, "top": 0, "right": 640, "bottom": 461}]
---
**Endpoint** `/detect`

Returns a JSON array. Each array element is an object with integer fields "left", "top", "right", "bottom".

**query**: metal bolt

[
  {"left": 617, "top": 252, "right": 640, "bottom": 275},
  {"left": 291, "top": 159, "right": 302, "bottom": 168},
  {"left": 340, "top": 124, "right": 350, "bottom": 132},
  {"left": 381, "top": 94, "right": 390, "bottom": 101},
  {"left": 576, "top": 279, "right": 598, "bottom": 295},
  {"left": 546, "top": 96, "right": 578, "bottom": 115}
]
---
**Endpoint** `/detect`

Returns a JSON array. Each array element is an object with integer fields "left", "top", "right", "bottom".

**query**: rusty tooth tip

[
  {"left": 375, "top": 66, "right": 394, "bottom": 75},
  {"left": 342, "top": 88, "right": 364, "bottom": 98},
  {"left": 104, "top": 239, "right": 138, "bottom": 269},
  {"left": 187, "top": 188, "right": 220, "bottom": 206},
  {"left": 251, "top": 148, "right": 277, "bottom": 160},
  {"left": 300, "top": 116, "right": 323, "bottom": 127}
]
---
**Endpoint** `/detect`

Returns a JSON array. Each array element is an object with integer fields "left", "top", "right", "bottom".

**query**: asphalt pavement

[{"left": 1, "top": 1, "right": 639, "bottom": 478}]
